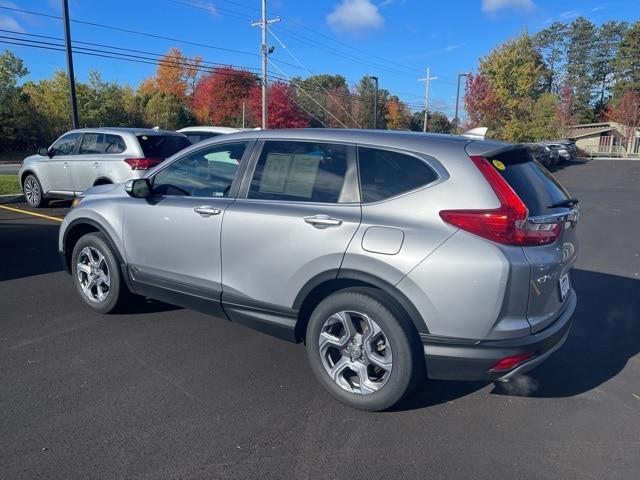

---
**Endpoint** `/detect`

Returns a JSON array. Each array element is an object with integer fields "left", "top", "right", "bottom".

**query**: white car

[{"left": 177, "top": 126, "right": 251, "bottom": 144}]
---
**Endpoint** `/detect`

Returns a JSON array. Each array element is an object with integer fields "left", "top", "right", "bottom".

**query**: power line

[{"left": 268, "top": 27, "right": 361, "bottom": 128}]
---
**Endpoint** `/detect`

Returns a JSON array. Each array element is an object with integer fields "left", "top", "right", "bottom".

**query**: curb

[{"left": 0, "top": 194, "right": 25, "bottom": 204}]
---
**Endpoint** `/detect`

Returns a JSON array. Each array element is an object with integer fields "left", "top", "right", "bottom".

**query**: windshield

[{"left": 137, "top": 134, "right": 191, "bottom": 159}]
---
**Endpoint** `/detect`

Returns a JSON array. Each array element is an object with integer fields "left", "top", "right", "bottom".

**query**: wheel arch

[
  {"left": 293, "top": 269, "right": 429, "bottom": 343},
  {"left": 20, "top": 169, "right": 37, "bottom": 187},
  {"left": 93, "top": 177, "right": 113, "bottom": 186},
  {"left": 62, "top": 218, "right": 125, "bottom": 273}
]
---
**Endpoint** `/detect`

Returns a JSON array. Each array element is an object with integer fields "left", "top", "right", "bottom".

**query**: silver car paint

[{"left": 60, "top": 128, "right": 576, "bottom": 348}]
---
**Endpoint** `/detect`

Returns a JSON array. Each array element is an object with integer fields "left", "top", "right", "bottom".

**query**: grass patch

[{"left": 0, "top": 175, "right": 21, "bottom": 195}]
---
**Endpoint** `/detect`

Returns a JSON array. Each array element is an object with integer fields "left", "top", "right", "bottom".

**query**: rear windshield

[
  {"left": 137, "top": 134, "right": 191, "bottom": 159},
  {"left": 489, "top": 149, "right": 571, "bottom": 216},
  {"left": 184, "top": 132, "right": 222, "bottom": 144}
]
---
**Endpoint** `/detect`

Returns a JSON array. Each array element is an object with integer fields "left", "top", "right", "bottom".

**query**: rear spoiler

[{"left": 465, "top": 141, "right": 536, "bottom": 160}]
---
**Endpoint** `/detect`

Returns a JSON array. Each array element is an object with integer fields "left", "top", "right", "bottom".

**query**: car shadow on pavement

[
  {"left": 116, "top": 298, "right": 182, "bottom": 315},
  {"left": 0, "top": 221, "right": 63, "bottom": 281},
  {"left": 394, "top": 269, "right": 640, "bottom": 411}
]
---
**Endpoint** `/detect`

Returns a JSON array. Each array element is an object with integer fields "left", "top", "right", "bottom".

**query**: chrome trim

[{"left": 528, "top": 208, "right": 579, "bottom": 224}]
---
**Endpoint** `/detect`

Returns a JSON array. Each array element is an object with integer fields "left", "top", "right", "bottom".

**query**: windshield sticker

[{"left": 492, "top": 159, "right": 506, "bottom": 171}]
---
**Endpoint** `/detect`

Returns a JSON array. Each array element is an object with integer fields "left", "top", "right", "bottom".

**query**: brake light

[
  {"left": 439, "top": 155, "right": 562, "bottom": 246},
  {"left": 489, "top": 352, "right": 534, "bottom": 372},
  {"left": 124, "top": 157, "right": 163, "bottom": 170}
]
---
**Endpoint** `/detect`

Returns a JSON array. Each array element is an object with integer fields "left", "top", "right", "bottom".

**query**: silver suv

[
  {"left": 19, "top": 128, "right": 191, "bottom": 207},
  {"left": 59, "top": 129, "right": 579, "bottom": 411}
]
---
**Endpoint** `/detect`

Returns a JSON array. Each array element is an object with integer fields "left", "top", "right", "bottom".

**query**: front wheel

[
  {"left": 71, "top": 232, "right": 131, "bottom": 313},
  {"left": 305, "top": 289, "right": 419, "bottom": 411},
  {"left": 23, "top": 174, "right": 48, "bottom": 208}
]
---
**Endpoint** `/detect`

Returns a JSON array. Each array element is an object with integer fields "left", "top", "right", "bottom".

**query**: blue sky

[{"left": 1, "top": 0, "right": 638, "bottom": 117}]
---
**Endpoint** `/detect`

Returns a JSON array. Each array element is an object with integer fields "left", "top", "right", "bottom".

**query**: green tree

[
  {"left": 528, "top": 92, "right": 560, "bottom": 140},
  {"left": 292, "top": 74, "right": 354, "bottom": 128},
  {"left": 591, "top": 21, "right": 628, "bottom": 114},
  {"left": 566, "top": 17, "right": 597, "bottom": 122},
  {"left": 354, "top": 76, "right": 389, "bottom": 129},
  {"left": 479, "top": 33, "right": 547, "bottom": 141},
  {"left": 409, "top": 110, "right": 453, "bottom": 133},
  {"left": 613, "top": 21, "right": 640, "bottom": 97},
  {"left": 142, "top": 91, "right": 191, "bottom": 129},
  {"left": 534, "top": 22, "right": 568, "bottom": 93},
  {"left": 0, "top": 50, "right": 37, "bottom": 152}
]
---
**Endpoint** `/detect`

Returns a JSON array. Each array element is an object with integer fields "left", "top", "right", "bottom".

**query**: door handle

[
  {"left": 304, "top": 215, "right": 343, "bottom": 228},
  {"left": 63, "top": 161, "right": 70, "bottom": 168},
  {"left": 194, "top": 206, "right": 221, "bottom": 217},
  {"left": 93, "top": 162, "right": 100, "bottom": 168}
]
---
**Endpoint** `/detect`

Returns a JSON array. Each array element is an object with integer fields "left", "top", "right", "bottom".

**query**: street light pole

[
  {"left": 61, "top": 0, "right": 78, "bottom": 129},
  {"left": 371, "top": 76, "right": 378, "bottom": 129},
  {"left": 251, "top": 0, "right": 280, "bottom": 129},
  {"left": 454, "top": 72, "right": 471, "bottom": 130},
  {"left": 418, "top": 68, "right": 437, "bottom": 132}
]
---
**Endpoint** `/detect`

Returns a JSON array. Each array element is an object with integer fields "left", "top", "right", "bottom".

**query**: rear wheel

[
  {"left": 71, "top": 232, "right": 131, "bottom": 313},
  {"left": 23, "top": 174, "right": 48, "bottom": 208},
  {"left": 305, "top": 289, "right": 418, "bottom": 411}
]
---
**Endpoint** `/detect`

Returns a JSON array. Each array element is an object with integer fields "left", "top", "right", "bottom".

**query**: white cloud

[
  {"left": 482, "top": 0, "right": 535, "bottom": 13},
  {"left": 0, "top": 14, "right": 23, "bottom": 32},
  {"left": 443, "top": 43, "right": 466, "bottom": 53},
  {"left": 326, "top": 0, "right": 384, "bottom": 33}
]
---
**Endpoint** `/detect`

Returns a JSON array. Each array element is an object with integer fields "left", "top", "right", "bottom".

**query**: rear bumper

[{"left": 422, "top": 289, "right": 576, "bottom": 381}]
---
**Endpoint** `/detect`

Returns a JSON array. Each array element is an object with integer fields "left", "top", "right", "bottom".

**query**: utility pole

[
  {"left": 251, "top": 0, "right": 280, "bottom": 129},
  {"left": 370, "top": 76, "right": 379, "bottom": 129},
  {"left": 418, "top": 68, "right": 437, "bottom": 132},
  {"left": 62, "top": 0, "right": 78, "bottom": 128},
  {"left": 454, "top": 72, "right": 471, "bottom": 130}
]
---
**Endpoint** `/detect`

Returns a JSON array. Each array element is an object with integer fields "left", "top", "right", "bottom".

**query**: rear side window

[
  {"left": 137, "top": 134, "right": 191, "bottom": 159},
  {"left": 358, "top": 147, "right": 438, "bottom": 203},
  {"left": 489, "top": 149, "right": 571, "bottom": 216},
  {"left": 249, "top": 141, "right": 348, "bottom": 203},
  {"left": 104, "top": 134, "right": 126, "bottom": 154},
  {"left": 79, "top": 133, "right": 104, "bottom": 154}
]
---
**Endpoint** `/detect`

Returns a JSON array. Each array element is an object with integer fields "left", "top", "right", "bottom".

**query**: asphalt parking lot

[{"left": 1, "top": 160, "right": 639, "bottom": 479}]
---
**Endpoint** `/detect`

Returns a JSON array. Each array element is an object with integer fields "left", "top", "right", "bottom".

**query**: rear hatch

[{"left": 484, "top": 146, "right": 579, "bottom": 333}]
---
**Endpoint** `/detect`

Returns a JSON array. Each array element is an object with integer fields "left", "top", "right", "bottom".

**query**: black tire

[
  {"left": 71, "top": 232, "right": 131, "bottom": 314},
  {"left": 305, "top": 288, "right": 419, "bottom": 411},
  {"left": 22, "top": 174, "right": 48, "bottom": 208}
]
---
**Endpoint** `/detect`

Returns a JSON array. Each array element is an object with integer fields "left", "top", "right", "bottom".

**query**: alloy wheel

[
  {"left": 24, "top": 177, "right": 40, "bottom": 206},
  {"left": 318, "top": 310, "right": 393, "bottom": 395},
  {"left": 76, "top": 246, "right": 111, "bottom": 303}
]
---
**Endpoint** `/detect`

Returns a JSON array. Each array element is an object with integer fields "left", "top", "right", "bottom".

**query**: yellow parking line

[{"left": 0, "top": 204, "right": 64, "bottom": 223}]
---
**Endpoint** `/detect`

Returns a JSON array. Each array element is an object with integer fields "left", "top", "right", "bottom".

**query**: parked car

[
  {"left": 59, "top": 129, "right": 579, "bottom": 411},
  {"left": 545, "top": 140, "right": 578, "bottom": 164},
  {"left": 177, "top": 126, "right": 245, "bottom": 145},
  {"left": 19, "top": 128, "right": 191, "bottom": 207},
  {"left": 529, "top": 143, "right": 558, "bottom": 167}
]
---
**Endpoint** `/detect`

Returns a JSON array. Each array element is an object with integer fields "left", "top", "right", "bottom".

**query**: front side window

[
  {"left": 79, "top": 133, "right": 104, "bottom": 154},
  {"left": 248, "top": 141, "right": 348, "bottom": 203},
  {"left": 152, "top": 142, "right": 248, "bottom": 197},
  {"left": 51, "top": 133, "right": 81, "bottom": 156},
  {"left": 104, "top": 134, "right": 127, "bottom": 154},
  {"left": 358, "top": 147, "right": 438, "bottom": 203}
]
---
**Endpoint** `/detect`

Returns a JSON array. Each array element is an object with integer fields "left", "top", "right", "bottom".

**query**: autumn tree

[
  {"left": 463, "top": 73, "right": 502, "bottom": 134},
  {"left": 385, "top": 96, "right": 411, "bottom": 130},
  {"left": 609, "top": 90, "right": 640, "bottom": 152},
  {"left": 193, "top": 66, "right": 256, "bottom": 126},
  {"left": 249, "top": 81, "right": 309, "bottom": 129}
]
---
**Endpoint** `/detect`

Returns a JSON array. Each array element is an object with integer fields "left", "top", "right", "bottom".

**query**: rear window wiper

[{"left": 548, "top": 197, "right": 579, "bottom": 208}]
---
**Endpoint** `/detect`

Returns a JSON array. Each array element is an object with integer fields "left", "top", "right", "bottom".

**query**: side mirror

[
  {"left": 124, "top": 178, "right": 152, "bottom": 198},
  {"left": 38, "top": 147, "right": 51, "bottom": 157}
]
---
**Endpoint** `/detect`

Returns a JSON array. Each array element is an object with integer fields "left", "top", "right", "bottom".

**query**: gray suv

[
  {"left": 59, "top": 129, "right": 579, "bottom": 411},
  {"left": 19, "top": 128, "right": 191, "bottom": 207}
]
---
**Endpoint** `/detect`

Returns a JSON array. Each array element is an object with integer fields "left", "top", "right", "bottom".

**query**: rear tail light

[
  {"left": 439, "top": 155, "right": 562, "bottom": 246},
  {"left": 124, "top": 157, "right": 163, "bottom": 170},
  {"left": 489, "top": 352, "right": 534, "bottom": 372}
]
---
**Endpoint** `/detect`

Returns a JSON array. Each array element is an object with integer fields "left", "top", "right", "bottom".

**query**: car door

[
  {"left": 122, "top": 140, "right": 253, "bottom": 316},
  {"left": 70, "top": 132, "right": 104, "bottom": 193},
  {"left": 220, "top": 140, "right": 361, "bottom": 338},
  {"left": 40, "top": 132, "right": 81, "bottom": 193}
]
